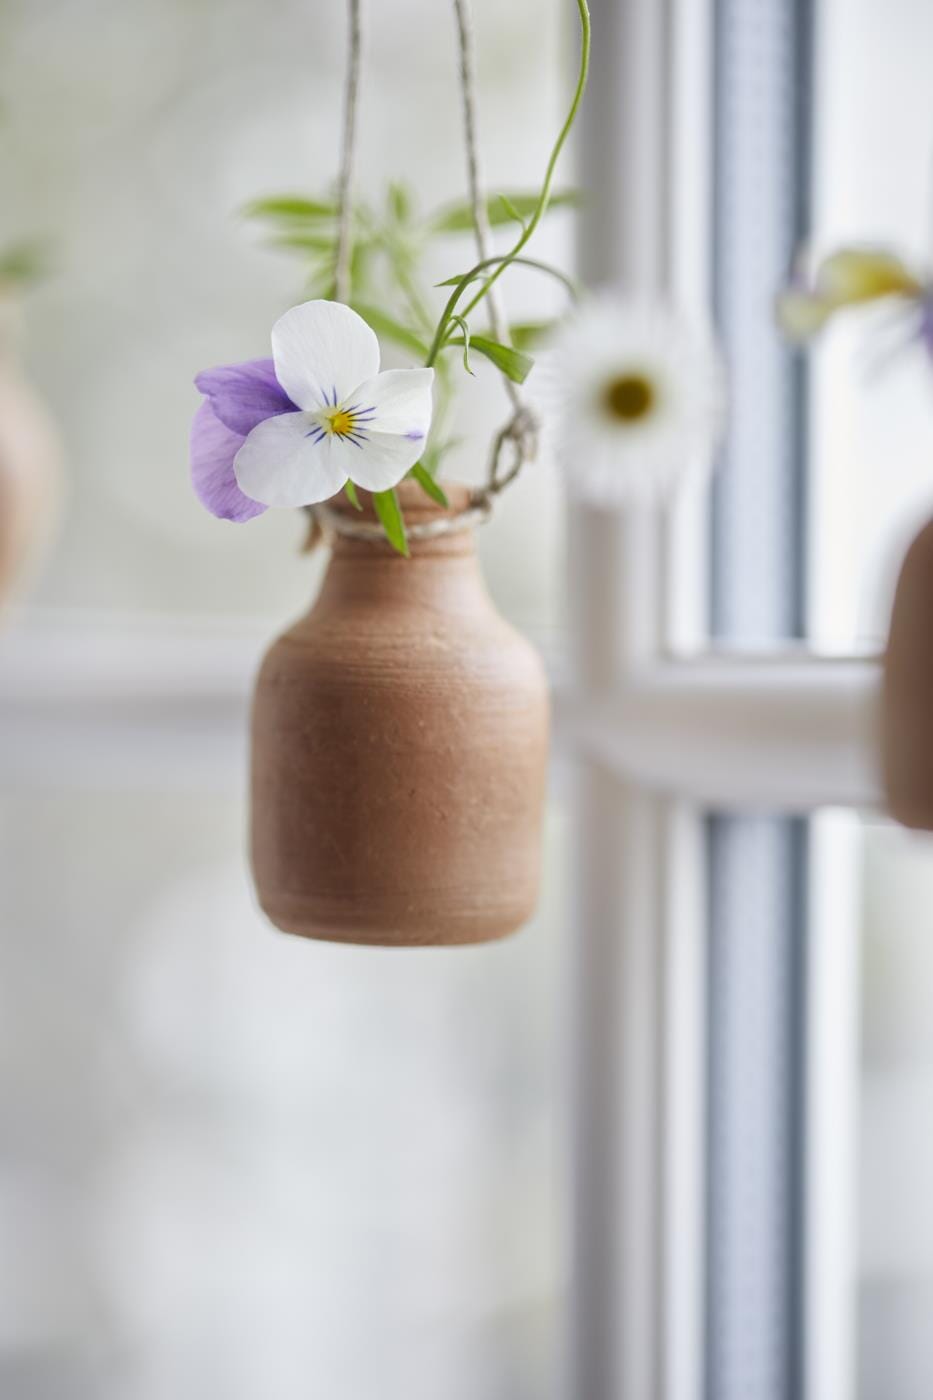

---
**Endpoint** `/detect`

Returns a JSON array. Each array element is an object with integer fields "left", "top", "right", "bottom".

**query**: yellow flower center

[
  {"left": 310, "top": 397, "right": 376, "bottom": 448},
  {"left": 602, "top": 372, "right": 655, "bottom": 423},
  {"left": 325, "top": 408, "right": 356, "bottom": 437}
]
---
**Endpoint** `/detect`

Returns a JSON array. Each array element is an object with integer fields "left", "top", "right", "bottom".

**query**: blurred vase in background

[{"left": 0, "top": 295, "right": 61, "bottom": 609}]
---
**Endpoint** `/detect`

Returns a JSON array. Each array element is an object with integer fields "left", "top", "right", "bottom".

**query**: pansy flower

[{"left": 191, "top": 300, "right": 435, "bottom": 520}]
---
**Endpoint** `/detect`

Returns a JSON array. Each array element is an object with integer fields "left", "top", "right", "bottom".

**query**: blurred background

[
  {"left": 2, "top": 0, "right": 933, "bottom": 1397},
  {"left": 0, "top": 3, "right": 572, "bottom": 1398}
]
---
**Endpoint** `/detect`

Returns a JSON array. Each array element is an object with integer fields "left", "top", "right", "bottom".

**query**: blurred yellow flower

[{"left": 777, "top": 246, "right": 925, "bottom": 342}]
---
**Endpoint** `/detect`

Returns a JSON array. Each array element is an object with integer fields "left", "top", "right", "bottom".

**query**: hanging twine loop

[
  {"left": 483, "top": 403, "right": 539, "bottom": 499},
  {"left": 334, "top": 0, "right": 362, "bottom": 306},
  {"left": 309, "top": 0, "right": 538, "bottom": 548},
  {"left": 452, "top": 0, "right": 540, "bottom": 513}
]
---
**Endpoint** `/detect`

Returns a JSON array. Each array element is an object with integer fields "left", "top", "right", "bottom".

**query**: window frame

[{"left": 567, "top": 1, "right": 875, "bottom": 1397}]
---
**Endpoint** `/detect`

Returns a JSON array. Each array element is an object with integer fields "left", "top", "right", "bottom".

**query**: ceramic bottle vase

[
  {"left": 250, "top": 482, "right": 550, "bottom": 946},
  {"left": 882, "top": 516, "right": 933, "bottom": 828},
  {"left": 0, "top": 301, "right": 60, "bottom": 608}
]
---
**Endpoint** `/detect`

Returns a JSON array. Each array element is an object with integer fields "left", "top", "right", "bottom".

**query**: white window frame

[{"left": 566, "top": 1, "right": 878, "bottom": 1398}]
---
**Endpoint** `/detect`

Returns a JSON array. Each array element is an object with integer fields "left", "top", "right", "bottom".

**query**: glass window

[
  {"left": 703, "top": 1, "right": 933, "bottom": 1396},
  {"left": 809, "top": 0, "right": 933, "bottom": 651}
]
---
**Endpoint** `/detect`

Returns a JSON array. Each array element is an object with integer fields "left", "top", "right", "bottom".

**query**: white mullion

[
  {"left": 569, "top": 3, "right": 700, "bottom": 1398},
  {"left": 565, "top": 764, "right": 668, "bottom": 1400},
  {"left": 578, "top": 655, "right": 880, "bottom": 812},
  {"left": 614, "top": 785, "right": 668, "bottom": 1400},
  {"left": 660, "top": 800, "right": 708, "bottom": 1400},
  {"left": 805, "top": 812, "right": 861, "bottom": 1400}
]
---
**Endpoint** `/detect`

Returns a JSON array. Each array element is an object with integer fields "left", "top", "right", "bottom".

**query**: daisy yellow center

[
  {"left": 324, "top": 408, "right": 356, "bottom": 437},
  {"left": 602, "top": 372, "right": 655, "bottom": 423}
]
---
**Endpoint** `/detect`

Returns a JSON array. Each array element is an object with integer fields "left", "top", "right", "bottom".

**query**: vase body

[
  {"left": 0, "top": 313, "right": 61, "bottom": 608},
  {"left": 882, "top": 515, "right": 933, "bottom": 829},
  {"left": 250, "top": 484, "right": 550, "bottom": 945}
]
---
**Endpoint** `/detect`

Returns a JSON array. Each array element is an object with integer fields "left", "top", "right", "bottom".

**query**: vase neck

[{"left": 314, "top": 528, "right": 493, "bottom": 617}]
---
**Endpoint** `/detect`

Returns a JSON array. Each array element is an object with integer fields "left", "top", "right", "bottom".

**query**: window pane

[
  {"left": 705, "top": 816, "right": 806, "bottom": 1400},
  {"left": 856, "top": 816, "right": 933, "bottom": 1400},
  {"left": 809, "top": 0, "right": 933, "bottom": 652},
  {"left": 711, "top": 0, "right": 811, "bottom": 644},
  {"left": 705, "top": 4, "right": 812, "bottom": 1395},
  {"left": 809, "top": 811, "right": 933, "bottom": 1400}
]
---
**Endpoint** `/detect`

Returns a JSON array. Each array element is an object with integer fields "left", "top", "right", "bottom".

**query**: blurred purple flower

[
  {"left": 920, "top": 296, "right": 933, "bottom": 361},
  {"left": 190, "top": 358, "right": 296, "bottom": 522}
]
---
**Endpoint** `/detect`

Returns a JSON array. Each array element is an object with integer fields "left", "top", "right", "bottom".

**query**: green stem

[
  {"left": 425, "top": 255, "right": 579, "bottom": 366},
  {"left": 424, "top": 0, "right": 591, "bottom": 365}
]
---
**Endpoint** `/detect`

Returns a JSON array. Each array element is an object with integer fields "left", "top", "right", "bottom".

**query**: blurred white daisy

[{"left": 536, "top": 296, "right": 726, "bottom": 505}]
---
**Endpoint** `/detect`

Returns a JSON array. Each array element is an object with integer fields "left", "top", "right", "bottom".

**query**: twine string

[
  {"left": 334, "top": 0, "right": 362, "bottom": 305},
  {"left": 305, "top": 0, "right": 362, "bottom": 552},
  {"left": 314, "top": 494, "right": 492, "bottom": 544},
  {"left": 312, "top": 0, "right": 539, "bottom": 548},
  {"left": 452, "top": 0, "right": 539, "bottom": 508},
  {"left": 452, "top": 0, "right": 513, "bottom": 392}
]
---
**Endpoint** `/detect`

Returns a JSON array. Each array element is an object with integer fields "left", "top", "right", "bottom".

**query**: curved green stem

[
  {"left": 425, "top": 0, "right": 590, "bottom": 365},
  {"left": 426, "top": 255, "right": 579, "bottom": 366}
]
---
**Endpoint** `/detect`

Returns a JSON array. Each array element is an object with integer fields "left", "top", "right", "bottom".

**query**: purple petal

[
  {"left": 920, "top": 297, "right": 933, "bottom": 361},
  {"left": 190, "top": 400, "right": 267, "bottom": 522},
  {"left": 194, "top": 357, "right": 297, "bottom": 437}
]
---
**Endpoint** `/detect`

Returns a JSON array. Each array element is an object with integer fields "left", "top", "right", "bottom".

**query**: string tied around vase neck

[{"left": 313, "top": 490, "right": 492, "bottom": 545}]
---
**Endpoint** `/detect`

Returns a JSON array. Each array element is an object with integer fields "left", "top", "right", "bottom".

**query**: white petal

[
  {"left": 329, "top": 430, "right": 426, "bottom": 493},
  {"left": 340, "top": 368, "right": 435, "bottom": 491},
  {"left": 323, "top": 369, "right": 431, "bottom": 495},
  {"left": 233, "top": 412, "right": 348, "bottom": 507},
  {"left": 541, "top": 295, "right": 726, "bottom": 508},
  {"left": 348, "top": 368, "right": 435, "bottom": 435},
  {"left": 271, "top": 301, "right": 381, "bottom": 412}
]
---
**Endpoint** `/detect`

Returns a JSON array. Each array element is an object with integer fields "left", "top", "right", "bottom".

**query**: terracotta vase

[
  {"left": 250, "top": 482, "right": 550, "bottom": 946},
  {"left": 882, "top": 515, "right": 933, "bottom": 829},
  {"left": 0, "top": 301, "right": 61, "bottom": 608}
]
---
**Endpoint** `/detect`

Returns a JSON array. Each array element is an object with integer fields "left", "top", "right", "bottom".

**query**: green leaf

[
  {"left": 471, "top": 336, "right": 534, "bottom": 382},
  {"left": 508, "top": 320, "right": 556, "bottom": 350},
  {"left": 350, "top": 240, "right": 372, "bottom": 288},
  {"left": 433, "top": 254, "right": 579, "bottom": 300},
  {"left": 388, "top": 181, "right": 412, "bottom": 225},
  {"left": 267, "top": 232, "right": 337, "bottom": 254},
  {"left": 445, "top": 334, "right": 534, "bottom": 384},
  {"left": 242, "top": 195, "right": 339, "bottom": 222},
  {"left": 344, "top": 480, "right": 363, "bottom": 510},
  {"left": 409, "top": 463, "right": 449, "bottom": 508},
  {"left": 372, "top": 488, "right": 409, "bottom": 557},
  {"left": 497, "top": 194, "right": 526, "bottom": 230},
  {"left": 350, "top": 302, "right": 428, "bottom": 358},
  {"left": 429, "top": 189, "right": 579, "bottom": 233},
  {"left": 0, "top": 241, "right": 46, "bottom": 286}
]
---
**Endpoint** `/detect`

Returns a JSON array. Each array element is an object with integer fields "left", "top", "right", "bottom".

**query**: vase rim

[{"left": 328, "top": 478, "right": 473, "bottom": 526}]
